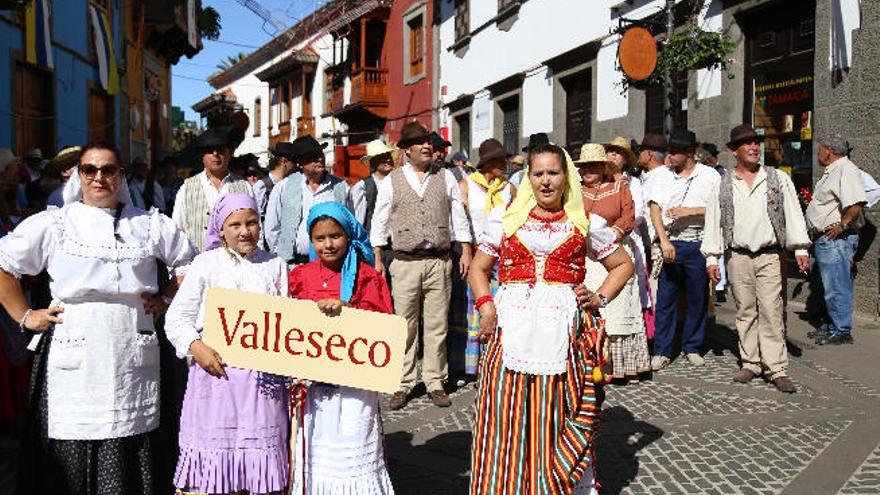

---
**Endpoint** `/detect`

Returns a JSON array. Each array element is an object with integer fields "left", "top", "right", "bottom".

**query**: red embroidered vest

[{"left": 498, "top": 229, "right": 587, "bottom": 284}]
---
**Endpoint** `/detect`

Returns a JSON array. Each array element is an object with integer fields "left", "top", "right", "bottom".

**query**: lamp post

[{"left": 663, "top": 0, "right": 675, "bottom": 138}]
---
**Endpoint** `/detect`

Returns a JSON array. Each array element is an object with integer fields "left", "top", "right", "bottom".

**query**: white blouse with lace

[{"left": 0, "top": 202, "right": 195, "bottom": 440}]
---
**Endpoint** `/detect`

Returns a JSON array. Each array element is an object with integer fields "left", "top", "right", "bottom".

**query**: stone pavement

[{"left": 382, "top": 302, "right": 880, "bottom": 495}]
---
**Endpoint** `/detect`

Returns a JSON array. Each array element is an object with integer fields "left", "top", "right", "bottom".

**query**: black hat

[
  {"left": 522, "top": 133, "right": 550, "bottom": 152},
  {"left": 668, "top": 129, "right": 697, "bottom": 150},
  {"left": 289, "top": 135, "right": 328, "bottom": 162},
  {"left": 726, "top": 124, "right": 764, "bottom": 149},
  {"left": 197, "top": 128, "right": 231, "bottom": 151},
  {"left": 701, "top": 143, "right": 720, "bottom": 157},
  {"left": 430, "top": 132, "right": 451, "bottom": 150},
  {"left": 271, "top": 142, "right": 297, "bottom": 161},
  {"left": 638, "top": 133, "right": 668, "bottom": 152},
  {"left": 398, "top": 122, "right": 431, "bottom": 148}
]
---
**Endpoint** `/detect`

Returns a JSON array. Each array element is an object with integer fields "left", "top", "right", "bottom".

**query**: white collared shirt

[
  {"left": 701, "top": 167, "right": 811, "bottom": 265},
  {"left": 369, "top": 162, "right": 473, "bottom": 248},
  {"left": 647, "top": 163, "right": 721, "bottom": 241},
  {"left": 805, "top": 157, "right": 868, "bottom": 231},
  {"left": 347, "top": 173, "right": 388, "bottom": 226},
  {"left": 295, "top": 174, "right": 345, "bottom": 256},
  {"left": 171, "top": 171, "right": 254, "bottom": 233}
]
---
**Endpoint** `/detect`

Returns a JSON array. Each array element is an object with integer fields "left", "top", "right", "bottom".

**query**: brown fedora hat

[
  {"left": 477, "top": 138, "right": 512, "bottom": 167},
  {"left": 726, "top": 124, "right": 764, "bottom": 149},
  {"left": 398, "top": 122, "right": 431, "bottom": 148},
  {"left": 638, "top": 133, "right": 668, "bottom": 152}
]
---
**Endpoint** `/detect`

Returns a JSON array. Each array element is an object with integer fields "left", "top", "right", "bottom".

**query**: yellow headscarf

[
  {"left": 501, "top": 146, "right": 590, "bottom": 237},
  {"left": 468, "top": 171, "right": 509, "bottom": 218}
]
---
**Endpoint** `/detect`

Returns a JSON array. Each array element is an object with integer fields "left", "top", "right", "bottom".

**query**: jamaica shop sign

[
  {"left": 202, "top": 287, "right": 407, "bottom": 394},
  {"left": 756, "top": 76, "right": 813, "bottom": 108}
]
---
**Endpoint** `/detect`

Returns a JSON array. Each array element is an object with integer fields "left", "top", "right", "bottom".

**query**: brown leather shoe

[
  {"left": 388, "top": 391, "right": 409, "bottom": 410},
  {"left": 429, "top": 389, "right": 451, "bottom": 407},
  {"left": 733, "top": 368, "right": 756, "bottom": 383},
  {"left": 773, "top": 376, "right": 797, "bottom": 394}
]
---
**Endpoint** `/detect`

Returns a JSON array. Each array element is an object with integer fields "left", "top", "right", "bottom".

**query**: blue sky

[{"left": 172, "top": 0, "right": 323, "bottom": 122}]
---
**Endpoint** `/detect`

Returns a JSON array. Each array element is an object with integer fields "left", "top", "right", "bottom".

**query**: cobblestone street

[{"left": 383, "top": 303, "right": 880, "bottom": 495}]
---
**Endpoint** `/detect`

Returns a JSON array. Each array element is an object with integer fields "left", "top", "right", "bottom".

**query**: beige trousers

[
  {"left": 727, "top": 251, "right": 790, "bottom": 379},
  {"left": 390, "top": 257, "right": 453, "bottom": 392}
]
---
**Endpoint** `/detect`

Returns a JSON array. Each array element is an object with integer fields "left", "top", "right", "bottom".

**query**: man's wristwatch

[{"left": 596, "top": 293, "right": 609, "bottom": 308}]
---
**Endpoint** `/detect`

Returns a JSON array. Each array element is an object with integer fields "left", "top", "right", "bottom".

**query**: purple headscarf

[{"left": 204, "top": 192, "right": 259, "bottom": 251}]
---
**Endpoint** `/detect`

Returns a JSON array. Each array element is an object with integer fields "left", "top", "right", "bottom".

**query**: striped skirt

[
  {"left": 470, "top": 309, "right": 601, "bottom": 495},
  {"left": 451, "top": 281, "right": 499, "bottom": 376}
]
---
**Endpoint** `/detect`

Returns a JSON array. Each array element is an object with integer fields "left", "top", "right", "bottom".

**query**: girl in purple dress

[{"left": 165, "top": 192, "right": 289, "bottom": 494}]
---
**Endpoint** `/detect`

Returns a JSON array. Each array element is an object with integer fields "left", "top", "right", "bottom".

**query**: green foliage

[
  {"left": 216, "top": 52, "right": 249, "bottom": 71},
  {"left": 198, "top": 6, "right": 221, "bottom": 41},
  {"left": 620, "top": 22, "right": 736, "bottom": 92}
]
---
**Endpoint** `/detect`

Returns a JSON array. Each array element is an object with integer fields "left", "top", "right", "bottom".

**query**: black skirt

[{"left": 16, "top": 333, "right": 155, "bottom": 495}]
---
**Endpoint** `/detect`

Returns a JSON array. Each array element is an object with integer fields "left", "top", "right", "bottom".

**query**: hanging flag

[
  {"left": 25, "top": 0, "right": 53, "bottom": 68},
  {"left": 90, "top": 4, "right": 119, "bottom": 95}
]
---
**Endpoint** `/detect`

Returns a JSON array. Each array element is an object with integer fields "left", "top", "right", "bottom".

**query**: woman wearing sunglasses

[{"left": 0, "top": 142, "right": 196, "bottom": 494}]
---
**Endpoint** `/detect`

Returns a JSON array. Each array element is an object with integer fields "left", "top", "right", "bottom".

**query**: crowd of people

[{"left": 0, "top": 116, "right": 875, "bottom": 494}]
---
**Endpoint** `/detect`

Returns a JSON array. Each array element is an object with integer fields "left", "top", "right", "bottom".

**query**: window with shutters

[
  {"left": 500, "top": 97, "right": 520, "bottom": 157},
  {"left": 13, "top": 61, "right": 54, "bottom": 156},
  {"left": 403, "top": 7, "right": 426, "bottom": 84},
  {"left": 253, "top": 97, "right": 261, "bottom": 137},
  {"left": 454, "top": 0, "right": 469, "bottom": 42},
  {"left": 645, "top": 72, "right": 688, "bottom": 135},
  {"left": 88, "top": 89, "right": 114, "bottom": 145},
  {"left": 455, "top": 112, "right": 470, "bottom": 156}
]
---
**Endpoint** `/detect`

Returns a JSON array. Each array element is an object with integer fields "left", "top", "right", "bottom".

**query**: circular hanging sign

[{"left": 619, "top": 27, "right": 658, "bottom": 81}]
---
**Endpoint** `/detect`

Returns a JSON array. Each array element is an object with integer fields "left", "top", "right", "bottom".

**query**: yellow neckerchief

[
  {"left": 502, "top": 147, "right": 589, "bottom": 237},
  {"left": 468, "top": 171, "right": 509, "bottom": 218}
]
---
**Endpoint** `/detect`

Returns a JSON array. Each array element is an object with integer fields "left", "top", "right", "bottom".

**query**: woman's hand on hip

[
  {"left": 23, "top": 307, "right": 64, "bottom": 332},
  {"left": 190, "top": 340, "right": 227, "bottom": 379}
]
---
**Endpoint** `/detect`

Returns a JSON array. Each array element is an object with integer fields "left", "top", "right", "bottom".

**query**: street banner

[{"left": 202, "top": 287, "right": 406, "bottom": 394}]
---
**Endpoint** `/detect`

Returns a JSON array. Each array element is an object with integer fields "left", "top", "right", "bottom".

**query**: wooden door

[
  {"left": 13, "top": 62, "right": 54, "bottom": 156},
  {"left": 88, "top": 89, "right": 114, "bottom": 145},
  {"left": 563, "top": 70, "right": 592, "bottom": 154}
]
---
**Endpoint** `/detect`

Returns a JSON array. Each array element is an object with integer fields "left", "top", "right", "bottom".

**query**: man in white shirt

[
  {"left": 805, "top": 136, "right": 867, "bottom": 345},
  {"left": 347, "top": 139, "right": 396, "bottom": 281},
  {"left": 128, "top": 157, "right": 166, "bottom": 213},
  {"left": 264, "top": 135, "right": 348, "bottom": 264},
  {"left": 702, "top": 125, "right": 810, "bottom": 393},
  {"left": 647, "top": 129, "right": 721, "bottom": 371},
  {"left": 370, "top": 122, "right": 473, "bottom": 410},
  {"left": 172, "top": 128, "right": 252, "bottom": 251},
  {"left": 253, "top": 142, "right": 298, "bottom": 222}
]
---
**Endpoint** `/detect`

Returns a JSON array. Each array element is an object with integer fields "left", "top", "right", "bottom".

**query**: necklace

[
  {"left": 529, "top": 208, "right": 566, "bottom": 223},
  {"left": 319, "top": 264, "right": 339, "bottom": 289}
]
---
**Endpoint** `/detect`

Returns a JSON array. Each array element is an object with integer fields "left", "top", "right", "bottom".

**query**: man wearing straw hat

[
  {"left": 647, "top": 129, "right": 721, "bottom": 371},
  {"left": 702, "top": 124, "right": 810, "bottom": 393},
  {"left": 369, "top": 122, "right": 473, "bottom": 410},
  {"left": 347, "top": 139, "right": 397, "bottom": 278}
]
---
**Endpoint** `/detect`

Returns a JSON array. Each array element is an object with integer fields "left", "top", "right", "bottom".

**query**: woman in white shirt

[{"left": 0, "top": 143, "right": 195, "bottom": 494}]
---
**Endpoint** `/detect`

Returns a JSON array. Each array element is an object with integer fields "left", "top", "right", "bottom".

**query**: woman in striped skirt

[{"left": 467, "top": 144, "right": 634, "bottom": 494}]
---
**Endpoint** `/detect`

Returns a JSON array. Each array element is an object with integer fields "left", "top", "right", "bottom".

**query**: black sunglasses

[{"left": 79, "top": 164, "right": 122, "bottom": 179}]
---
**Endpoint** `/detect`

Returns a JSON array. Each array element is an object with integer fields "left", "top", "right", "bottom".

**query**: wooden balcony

[
  {"left": 296, "top": 116, "right": 316, "bottom": 138},
  {"left": 268, "top": 121, "right": 292, "bottom": 149},
  {"left": 350, "top": 67, "right": 388, "bottom": 114}
]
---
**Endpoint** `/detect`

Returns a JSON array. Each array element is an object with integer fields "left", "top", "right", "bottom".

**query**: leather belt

[
  {"left": 393, "top": 248, "right": 450, "bottom": 261},
  {"left": 730, "top": 245, "right": 781, "bottom": 256}
]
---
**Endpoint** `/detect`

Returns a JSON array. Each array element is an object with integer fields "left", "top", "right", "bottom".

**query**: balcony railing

[
  {"left": 296, "top": 116, "right": 315, "bottom": 138},
  {"left": 350, "top": 67, "right": 388, "bottom": 108}
]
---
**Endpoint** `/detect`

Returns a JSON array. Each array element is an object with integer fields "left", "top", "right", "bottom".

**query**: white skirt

[
  {"left": 291, "top": 384, "right": 394, "bottom": 494},
  {"left": 584, "top": 238, "right": 645, "bottom": 337}
]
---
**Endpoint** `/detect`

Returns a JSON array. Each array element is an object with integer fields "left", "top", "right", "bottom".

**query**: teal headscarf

[{"left": 307, "top": 202, "right": 375, "bottom": 302}]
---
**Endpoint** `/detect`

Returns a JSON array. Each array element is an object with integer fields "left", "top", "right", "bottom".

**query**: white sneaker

[
  {"left": 685, "top": 353, "right": 705, "bottom": 366},
  {"left": 651, "top": 355, "right": 670, "bottom": 371}
]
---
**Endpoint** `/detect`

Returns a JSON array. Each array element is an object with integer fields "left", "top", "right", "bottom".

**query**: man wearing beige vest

[
  {"left": 370, "top": 122, "right": 473, "bottom": 410},
  {"left": 701, "top": 124, "right": 810, "bottom": 393},
  {"left": 172, "top": 127, "right": 252, "bottom": 251}
]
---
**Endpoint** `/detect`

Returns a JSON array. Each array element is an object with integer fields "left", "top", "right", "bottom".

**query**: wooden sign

[
  {"left": 202, "top": 287, "right": 407, "bottom": 394},
  {"left": 619, "top": 27, "right": 658, "bottom": 81}
]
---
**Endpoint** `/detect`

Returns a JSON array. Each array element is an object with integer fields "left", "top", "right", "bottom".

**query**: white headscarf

[{"left": 62, "top": 166, "right": 132, "bottom": 206}]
